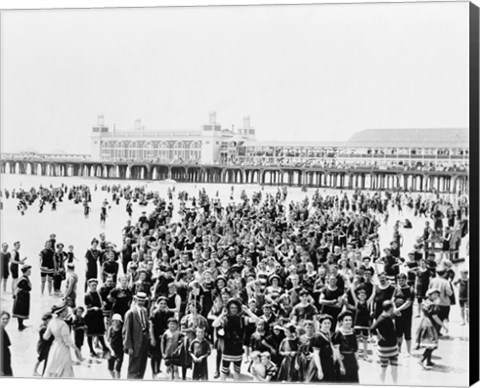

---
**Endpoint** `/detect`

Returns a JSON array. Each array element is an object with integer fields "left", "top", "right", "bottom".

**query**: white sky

[{"left": 0, "top": 0, "right": 470, "bottom": 154}]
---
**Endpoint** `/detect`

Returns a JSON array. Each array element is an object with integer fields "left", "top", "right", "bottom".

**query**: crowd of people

[
  {"left": 232, "top": 156, "right": 469, "bottom": 174},
  {"left": 0, "top": 183, "right": 470, "bottom": 383}
]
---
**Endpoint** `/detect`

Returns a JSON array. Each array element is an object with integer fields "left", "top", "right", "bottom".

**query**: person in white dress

[{"left": 43, "top": 303, "right": 76, "bottom": 378}]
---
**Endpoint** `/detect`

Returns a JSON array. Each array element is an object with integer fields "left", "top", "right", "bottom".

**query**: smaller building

[{"left": 238, "top": 128, "right": 468, "bottom": 171}]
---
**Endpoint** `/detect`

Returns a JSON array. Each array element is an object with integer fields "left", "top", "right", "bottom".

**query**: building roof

[
  {"left": 347, "top": 128, "right": 469, "bottom": 148},
  {"left": 243, "top": 129, "right": 469, "bottom": 149},
  {"left": 242, "top": 140, "right": 346, "bottom": 148},
  {"left": 101, "top": 130, "right": 203, "bottom": 138}
]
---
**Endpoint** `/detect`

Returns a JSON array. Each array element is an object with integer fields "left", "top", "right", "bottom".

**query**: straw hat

[
  {"left": 51, "top": 303, "right": 68, "bottom": 315},
  {"left": 135, "top": 292, "right": 148, "bottom": 301}
]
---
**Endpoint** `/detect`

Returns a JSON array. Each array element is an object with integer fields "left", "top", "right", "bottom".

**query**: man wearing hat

[{"left": 123, "top": 292, "right": 150, "bottom": 379}]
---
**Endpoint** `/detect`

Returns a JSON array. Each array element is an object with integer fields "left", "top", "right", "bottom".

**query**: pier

[{"left": 0, "top": 154, "right": 468, "bottom": 194}]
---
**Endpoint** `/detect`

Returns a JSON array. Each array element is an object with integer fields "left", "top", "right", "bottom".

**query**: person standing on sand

[
  {"left": 1, "top": 311, "right": 13, "bottom": 376},
  {"left": 12, "top": 264, "right": 32, "bottom": 331},
  {"left": 1, "top": 243, "right": 11, "bottom": 294},
  {"left": 64, "top": 263, "right": 78, "bottom": 308},
  {"left": 84, "top": 278, "right": 109, "bottom": 358},
  {"left": 428, "top": 269, "right": 453, "bottom": 330},
  {"left": 39, "top": 240, "right": 55, "bottom": 296},
  {"left": 123, "top": 292, "right": 150, "bottom": 379},
  {"left": 370, "top": 301, "right": 398, "bottom": 384},
  {"left": 53, "top": 243, "right": 67, "bottom": 296},
  {"left": 10, "top": 241, "right": 27, "bottom": 296},
  {"left": 43, "top": 303, "right": 78, "bottom": 378},
  {"left": 85, "top": 238, "right": 101, "bottom": 291}
]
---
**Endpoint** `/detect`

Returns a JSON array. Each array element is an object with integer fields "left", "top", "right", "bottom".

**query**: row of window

[
  {"left": 101, "top": 140, "right": 202, "bottom": 149},
  {"left": 100, "top": 148, "right": 201, "bottom": 161},
  {"left": 242, "top": 147, "right": 469, "bottom": 158}
]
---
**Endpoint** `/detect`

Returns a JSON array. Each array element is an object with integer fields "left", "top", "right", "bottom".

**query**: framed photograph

[{"left": 0, "top": 0, "right": 478, "bottom": 387}]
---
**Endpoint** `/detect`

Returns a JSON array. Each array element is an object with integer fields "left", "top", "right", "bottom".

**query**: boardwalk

[{"left": 0, "top": 154, "right": 469, "bottom": 193}]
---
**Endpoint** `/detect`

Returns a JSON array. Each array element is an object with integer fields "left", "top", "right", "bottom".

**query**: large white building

[
  {"left": 91, "top": 115, "right": 468, "bottom": 172},
  {"left": 91, "top": 112, "right": 256, "bottom": 164}
]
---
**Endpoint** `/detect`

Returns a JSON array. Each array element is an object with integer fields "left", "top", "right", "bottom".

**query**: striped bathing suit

[{"left": 371, "top": 313, "right": 399, "bottom": 368}]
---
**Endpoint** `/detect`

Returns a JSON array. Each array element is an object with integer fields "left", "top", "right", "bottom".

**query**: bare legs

[{"left": 40, "top": 277, "right": 53, "bottom": 296}]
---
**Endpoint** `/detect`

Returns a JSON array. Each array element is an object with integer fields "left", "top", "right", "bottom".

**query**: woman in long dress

[
  {"left": 207, "top": 294, "right": 226, "bottom": 379},
  {"left": 43, "top": 303, "right": 76, "bottom": 378},
  {"left": 311, "top": 314, "right": 337, "bottom": 382},
  {"left": 84, "top": 279, "right": 109, "bottom": 357},
  {"left": 84, "top": 239, "right": 100, "bottom": 291},
  {"left": 1, "top": 311, "right": 13, "bottom": 376},
  {"left": 295, "top": 319, "right": 316, "bottom": 382},
  {"left": 333, "top": 310, "right": 359, "bottom": 383},
  {"left": 277, "top": 323, "right": 299, "bottom": 382},
  {"left": 12, "top": 265, "right": 32, "bottom": 331}
]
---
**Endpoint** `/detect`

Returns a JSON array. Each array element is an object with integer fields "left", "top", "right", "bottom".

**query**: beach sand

[{"left": 0, "top": 173, "right": 470, "bottom": 385}]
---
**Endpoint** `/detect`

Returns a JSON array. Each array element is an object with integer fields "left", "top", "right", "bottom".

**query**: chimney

[
  {"left": 209, "top": 112, "right": 217, "bottom": 125},
  {"left": 243, "top": 116, "right": 251, "bottom": 129},
  {"left": 97, "top": 115, "right": 105, "bottom": 127},
  {"left": 135, "top": 119, "right": 142, "bottom": 131}
]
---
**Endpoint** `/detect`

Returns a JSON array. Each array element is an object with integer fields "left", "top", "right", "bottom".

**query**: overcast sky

[{"left": 0, "top": 1, "right": 470, "bottom": 154}]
